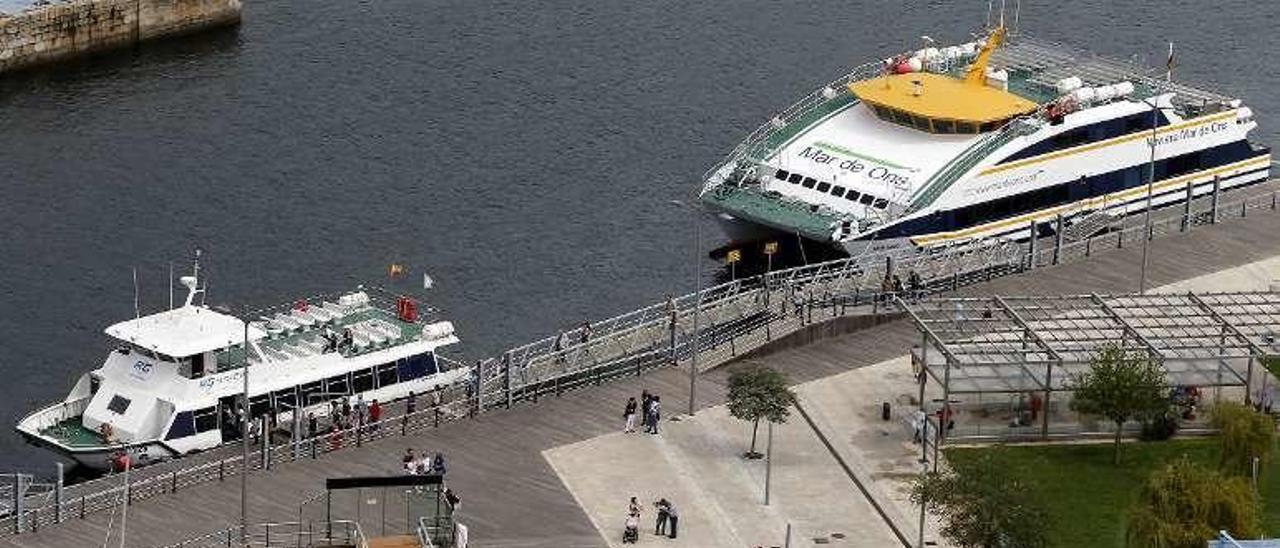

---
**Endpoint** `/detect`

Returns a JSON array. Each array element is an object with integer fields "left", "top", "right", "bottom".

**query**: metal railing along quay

[{"left": 2, "top": 178, "right": 1278, "bottom": 539}]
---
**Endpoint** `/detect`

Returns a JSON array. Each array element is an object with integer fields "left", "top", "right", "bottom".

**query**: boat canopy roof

[
  {"left": 105, "top": 305, "right": 266, "bottom": 358},
  {"left": 849, "top": 73, "right": 1039, "bottom": 127}
]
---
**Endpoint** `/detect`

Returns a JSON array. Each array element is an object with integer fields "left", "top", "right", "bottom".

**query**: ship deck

[{"left": 37, "top": 417, "right": 105, "bottom": 448}]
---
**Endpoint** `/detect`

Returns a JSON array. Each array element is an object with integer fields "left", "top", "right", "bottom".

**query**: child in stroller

[{"left": 623, "top": 511, "right": 640, "bottom": 543}]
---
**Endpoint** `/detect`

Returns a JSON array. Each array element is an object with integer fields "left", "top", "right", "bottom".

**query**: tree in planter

[
  {"left": 1211, "top": 401, "right": 1275, "bottom": 477},
  {"left": 1069, "top": 343, "right": 1167, "bottom": 464},
  {"left": 726, "top": 364, "right": 795, "bottom": 459},
  {"left": 910, "top": 452, "right": 1049, "bottom": 548},
  {"left": 1126, "top": 456, "right": 1261, "bottom": 548}
]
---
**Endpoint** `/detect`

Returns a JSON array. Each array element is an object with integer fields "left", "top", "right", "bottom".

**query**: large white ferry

[
  {"left": 16, "top": 257, "right": 466, "bottom": 471},
  {"left": 699, "top": 24, "right": 1271, "bottom": 254}
]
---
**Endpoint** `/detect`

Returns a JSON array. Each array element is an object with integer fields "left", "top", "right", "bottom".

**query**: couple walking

[{"left": 623, "top": 392, "right": 661, "bottom": 434}]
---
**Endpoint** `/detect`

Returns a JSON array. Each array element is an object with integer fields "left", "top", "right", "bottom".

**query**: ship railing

[
  {"left": 700, "top": 59, "right": 890, "bottom": 194},
  {"left": 18, "top": 397, "right": 91, "bottom": 434},
  {"left": 155, "top": 519, "right": 368, "bottom": 548}
]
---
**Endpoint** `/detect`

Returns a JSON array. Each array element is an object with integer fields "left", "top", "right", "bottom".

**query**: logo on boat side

[
  {"left": 1146, "top": 121, "right": 1230, "bottom": 148},
  {"left": 130, "top": 360, "right": 153, "bottom": 381},
  {"left": 198, "top": 370, "right": 243, "bottom": 391},
  {"left": 798, "top": 142, "right": 915, "bottom": 190},
  {"left": 965, "top": 169, "right": 1046, "bottom": 198}
]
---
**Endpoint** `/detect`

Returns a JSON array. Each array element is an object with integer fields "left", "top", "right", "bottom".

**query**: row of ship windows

[
  {"left": 869, "top": 104, "right": 1012, "bottom": 135},
  {"left": 774, "top": 169, "right": 890, "bottom": 210},
  {"left": 162, "top": 353, "right": 439, "bottom": 439}
]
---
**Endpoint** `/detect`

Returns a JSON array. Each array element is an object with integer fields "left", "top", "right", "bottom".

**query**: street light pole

[
  {"left": 690, "top": 210, "right": 702, "bottom": 417},
  {"left": 1139, "top": 92, "right": 1171, "bottom": 295},
  {"left": 241, "top": 312, "right": 250, "bottom": 545},
  {"left": 670, "top": 199, "right": 704, "bottom": 417}
]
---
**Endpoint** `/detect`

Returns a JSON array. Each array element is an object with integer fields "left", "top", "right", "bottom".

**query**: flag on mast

[{"left": 1166, "top": 42, "right": 1175, "bottom": 82}]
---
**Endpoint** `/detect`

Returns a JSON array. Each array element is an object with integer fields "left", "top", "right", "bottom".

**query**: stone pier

[{"left": 0, "top": 0, "right": 240, "bottom": 73}]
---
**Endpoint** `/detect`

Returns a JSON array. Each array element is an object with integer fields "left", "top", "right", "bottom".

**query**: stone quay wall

[{"left": 0, "top": 0, "right": 240, "bottom": 73}]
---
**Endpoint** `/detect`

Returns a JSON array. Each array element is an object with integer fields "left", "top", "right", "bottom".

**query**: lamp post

[
  {"left": 240, "top": 311, "right": 250, "bottom": 545},
  {"left": 1139, "top": 92, "right": 1174, "bottom": 295},
  {"left": 669, "top": 199, "right": 705, "bottom": 417}
]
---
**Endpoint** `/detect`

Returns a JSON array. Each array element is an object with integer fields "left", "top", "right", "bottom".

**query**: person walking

[
  {"left": 623, "top": 397, "right": 637, "bottom": 433},
  {"left": 653, "top": 499, "right": 669, "bottom": 536},
  {"left": 431, "top": 452, "right": 447, "bottom": 476}
]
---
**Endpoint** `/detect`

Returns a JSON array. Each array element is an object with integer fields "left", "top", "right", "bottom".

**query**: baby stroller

[{"left": 622, "top": 513, "right": 639, "bottom": 544}]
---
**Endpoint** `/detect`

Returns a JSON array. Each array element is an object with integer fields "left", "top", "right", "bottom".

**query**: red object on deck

[
  {"left": 295, "top": 299, "right": 309, "bottom": 312},
  {"left": 397, "top": 297, "right": 419, "bottom": 323},
  {"left": 111, "top": 453, "right": 131, "bottom": 473}
]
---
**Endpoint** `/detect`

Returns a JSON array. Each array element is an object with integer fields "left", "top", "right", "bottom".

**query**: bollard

[
  {"left": 55, "top": 462, "right": 63, "bottom": 524},
  {"left": 1026, "top": 220, "right": 1037, "bottom": 270},
  {"left": 1182, "top": 181, "right": 1194, "bottom": 232},
  {"left": 1117, "top": 229, "right": 1124, "bottom": 249},
  {"left": 219, "top": 459, "right": 225, "bottom": 481},
  {"left": 1085, "top": 236, "right": 1092, "bottom": 257},
  {"left": 171, "top": 471, "right": 178, "bottom": 493},
  {"left": 1242, "top": 200, "right": 1248, "bottom": 218},
  {"left": 1052, "top": 214, "right": 1063, "bottom": 265},
  {"left": 79, "top": 495, "right": 85, "bottom": 519},
  {"left": 1211, "top": 175, "right": 1221, "bottom": 223}
]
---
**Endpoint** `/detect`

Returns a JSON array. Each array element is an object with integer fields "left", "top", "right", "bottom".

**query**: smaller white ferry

[{"left": 16, "top": 256, "right": 466, "bottom": 471}]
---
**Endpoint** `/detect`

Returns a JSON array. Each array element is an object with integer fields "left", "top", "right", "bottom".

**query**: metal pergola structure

[{"left": 900, "top": 291, "right": 1280, "bottom": 441}]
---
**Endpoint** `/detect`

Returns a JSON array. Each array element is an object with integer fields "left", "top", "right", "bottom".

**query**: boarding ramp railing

[
  {"left": 154, "top": 520, "right": 367, "bottom": 548},
  {"left": 1, "top": 177, "right": 1276, "bottom": 539}
]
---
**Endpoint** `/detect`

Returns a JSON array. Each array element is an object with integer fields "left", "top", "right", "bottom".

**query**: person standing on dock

[
  {"left": 647, "top": 396, "right": 662, "bottom": 434},
  {"left": 369, "top": 399, "right": 382, "bottom": 431},
  {"left": 623, "top": 397, "right": 638, "bottom": 433},
  {"left": 641, "top": 391, "right": 653, "bottom": 432},
  {"left": 664, "top": 500, "right": 679, "bottom": 539}
]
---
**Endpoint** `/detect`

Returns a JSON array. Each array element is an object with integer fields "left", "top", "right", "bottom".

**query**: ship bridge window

[
  {"left": 872, "top": 198, "right": 889, "bottom": 209},
  {"left": 775, "top": 169, "right": 790, "bottom": 181},
  {"left": 166, "top": 412, "right": 194, "bottom": 440},
  {"left": 933, "top": 119, "right": 956, "bottom": 134},
  {"left": 326, "top": 374, "right": 350, "bottom": 397},
  {"left": 352, "top": 368, "right": 375, "bottom": 394},
  {"left": 844, "top": 190, "right": 862, "bottom": 202},
  {"left": 272, "top": 388, "right": 298, "bottom": 411},
  {"left": 787, "top": 173, "right": 803, "bottom": 184},
  {"left": 859, "top": 194, "right": 875, "bottom": 205},
  {"left": 801, "top": 177, "right": 817, "bottom": 189},
  {"left": 107, "top": 395, "right": 131, "bottom": 414},
  {"left": 299, "top": 380, "right": 324, "bottom": 406},
  {"left": 816, "top": 181, "right": 832, "bottom": 192},
  {"left": 193, "top": 407, "right": 219, "bottom": 433},
  {"left": 831, "top": 185, "right": 847, "bottom": 197},
  {"left": 376, "top": 362, "right": 399, "bottom": 388}
]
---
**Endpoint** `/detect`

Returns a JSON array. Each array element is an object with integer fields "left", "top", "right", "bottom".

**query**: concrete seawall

[{"left": 0, "top": 0, "right": 240, "bottom": 73}]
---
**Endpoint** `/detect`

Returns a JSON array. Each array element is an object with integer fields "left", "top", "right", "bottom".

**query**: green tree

[
  {"left": 910, "top": 452, "right": 1049, "bottom": 548},
  {"left": 726, "top": 364, "right": 795, "bottom": 459},
  {"left": 1070, "top": 344, "right": 1167, "bottom": 464},
  {"left": 1126, "top": 456, "right": 1261, "bottom": 548},
  {"left": 1211, "top": 401, "right": 1275, "bottom": 477}
]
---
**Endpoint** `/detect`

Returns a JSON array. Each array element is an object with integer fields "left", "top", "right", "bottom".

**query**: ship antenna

[
  {"left": 132, "top": 267, "right": 140, "bottom": 320},
  {"left": 999, "top": 0, "right": 1007, "bottom": 29},
  {"left": 1012, "top": 0, "right": 1021, "bottom": 36},
  {"left": 181, "top": 248, "right": 204, "bottom": 308},
  {"left": 986, "top": 0, "right": 993, "bottom": 30}
]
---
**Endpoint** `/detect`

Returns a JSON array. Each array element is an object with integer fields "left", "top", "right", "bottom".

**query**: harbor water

[{"left": 0, "top": 0, "right": 1276, "bottom": 472}]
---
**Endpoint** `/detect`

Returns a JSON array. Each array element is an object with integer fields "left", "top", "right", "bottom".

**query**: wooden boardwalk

[{"left": 6, "top": 207, "right": 1280, "bottom": 548}]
